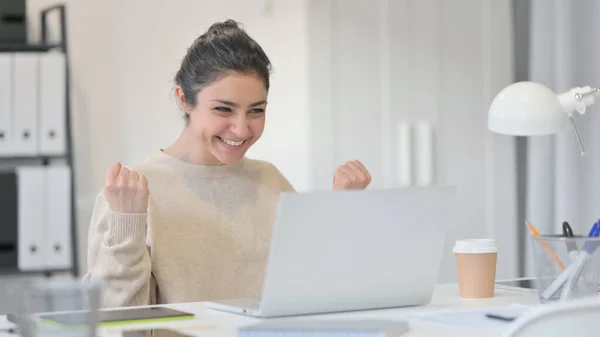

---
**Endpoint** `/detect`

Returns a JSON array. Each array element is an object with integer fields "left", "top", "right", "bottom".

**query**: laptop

[{"left": 206, "top": 186, "right": 456, "bottom": 317}]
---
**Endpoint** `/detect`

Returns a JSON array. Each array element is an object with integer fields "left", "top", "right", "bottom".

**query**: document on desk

[
  {"left": 238, "top": 319, "right": 409, "bottom": 337},
  {"left": 0, "top": 316, "right": 17, "bottom": 335},
  {"left": 412, "top": 305, "right": 530, "bottom": 336}
]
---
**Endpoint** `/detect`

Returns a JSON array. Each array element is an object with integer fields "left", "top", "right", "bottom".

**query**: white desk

[{"left": 0, "top": 283, "right": 544, "bottom": 337}]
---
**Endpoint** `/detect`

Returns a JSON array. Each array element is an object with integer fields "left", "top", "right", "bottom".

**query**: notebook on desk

[{"left": 37, "top": 307, "right": 194, "bottom": 327}]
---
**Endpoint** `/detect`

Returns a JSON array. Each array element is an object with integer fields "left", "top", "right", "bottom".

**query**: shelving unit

[{"left": 0, "top": 4, "right": 78, "bottom": 277}]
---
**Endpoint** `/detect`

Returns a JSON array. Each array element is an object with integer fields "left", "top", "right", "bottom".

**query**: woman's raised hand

[
  {"left": 333, "top": 160, "right": 372, "bottom": 191},
  {"left": 104, "top": 162, "right": 149, "bottom": 214}
]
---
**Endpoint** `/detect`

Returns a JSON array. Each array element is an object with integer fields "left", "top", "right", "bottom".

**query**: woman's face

[{"left": 183, "top": 73, "right": 268, "bottom": 165}]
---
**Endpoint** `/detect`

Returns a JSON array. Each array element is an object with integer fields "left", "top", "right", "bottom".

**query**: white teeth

[{"left": 220, "top": 137, "right": 244, "bottom": 146}]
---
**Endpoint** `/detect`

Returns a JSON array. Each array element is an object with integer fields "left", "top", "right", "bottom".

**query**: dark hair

[{"left": 174, "top": 19, "right": 272, "bottom": 122}]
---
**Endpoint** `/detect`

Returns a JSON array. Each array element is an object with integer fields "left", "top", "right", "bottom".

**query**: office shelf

[
  {"left": 0, "top": 155, "right": 67, "bottom": 161},
  {"left": 0, "top": 267, "right": 72, "bottom": 276},
  {"left": 0, "top": 43, "right": 63, "bottom": 52},
  {"left": 0, "top": 4, "right": 78, "bottom": 278}
]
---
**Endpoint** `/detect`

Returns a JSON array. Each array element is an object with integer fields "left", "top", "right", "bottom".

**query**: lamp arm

[
  {"left": 556, "top": 86, "right": 600, "bottom": 157},
  {"left": 557, "top": 86, "right": 600, "bottom": 116}
]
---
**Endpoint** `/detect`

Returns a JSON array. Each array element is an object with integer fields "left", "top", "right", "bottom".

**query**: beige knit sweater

[{"left": 82, "top": 151, "right": 295, "bottom": 308}]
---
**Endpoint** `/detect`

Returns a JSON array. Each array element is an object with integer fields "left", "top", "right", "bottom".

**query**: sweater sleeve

[
  {"left": 81, "top": 190, "right": 155, "bottom": 308},
  {"left": 279, "top": 173, "right": 296, "bottom": 193},
  {"left": 264, "top": 162, "right": 296, "bottom": 193}
]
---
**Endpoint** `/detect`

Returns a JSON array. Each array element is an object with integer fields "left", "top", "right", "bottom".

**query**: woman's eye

[
  {"left": 249, "top": 108, "right": 265, "bottom": 114},
  {"left": 215, "top": 107, "right": 232, "bottom": 113}
]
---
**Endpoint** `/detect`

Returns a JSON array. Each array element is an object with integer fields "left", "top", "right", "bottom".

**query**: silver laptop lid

[{"left": 259, "top": 186, "right": 456, "bottom": 317}]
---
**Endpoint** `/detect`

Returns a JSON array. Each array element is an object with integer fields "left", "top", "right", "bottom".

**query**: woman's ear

[{"left": 174, "top": 85, "right": 191, "bottom": 114}]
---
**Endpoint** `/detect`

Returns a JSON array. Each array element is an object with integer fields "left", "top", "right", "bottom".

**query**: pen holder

[
  {"left": 530, "top": 235, "right": 600, "bottom": 303},
  {"left": 8, "top": 278, "right": 102, "bottom": 337}
]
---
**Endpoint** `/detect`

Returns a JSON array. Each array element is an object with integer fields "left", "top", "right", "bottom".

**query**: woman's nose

[{"left": 230, "top": 117, "right": 249, "bottom": 138}]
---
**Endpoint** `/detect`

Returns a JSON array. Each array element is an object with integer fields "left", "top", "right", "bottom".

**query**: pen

[
  {"left": 485, "top": 313, "right": 517, "bottom": 322},
  {"left": 526, "top": 221, "right": 566, "bottom": 270},
  {"left": 562, "top": 221, "right": 579, "bottom": 261},
  {"left": 562, "top": 221, "right": 574, "bottom": 237}
]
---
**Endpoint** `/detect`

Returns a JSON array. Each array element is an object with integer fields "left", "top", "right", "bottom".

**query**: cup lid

[{"left": 453, "top": 239, "right": 498, "bottom": 254}]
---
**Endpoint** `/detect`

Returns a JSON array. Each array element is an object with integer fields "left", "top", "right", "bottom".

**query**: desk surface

[{"left": 0, "top": 283, "right": 543, "bottom": 337}]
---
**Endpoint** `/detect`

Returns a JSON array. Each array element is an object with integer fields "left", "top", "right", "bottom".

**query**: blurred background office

[{"left": 0, "top": 0, "right": 598, "bottom": 313}]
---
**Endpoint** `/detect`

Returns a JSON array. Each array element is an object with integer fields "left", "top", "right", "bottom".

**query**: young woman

[{"left": 83, "top": 20, "right": 371, "bottom": 308}]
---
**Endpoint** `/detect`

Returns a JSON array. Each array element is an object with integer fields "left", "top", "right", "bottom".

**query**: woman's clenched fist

[
  {"left": 333, "top": 160, "right": 371, "bottom": 191},
  {"left": 104, "top": 162, "right": 149, "bottom": 214}
]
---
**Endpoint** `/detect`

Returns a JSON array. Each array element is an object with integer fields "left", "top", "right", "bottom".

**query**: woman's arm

[{"left": 82, "top": 191, "right": 155, "bottom": 308}]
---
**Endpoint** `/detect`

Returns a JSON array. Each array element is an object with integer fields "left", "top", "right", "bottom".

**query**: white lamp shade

[{"left": 488, "top": 81, "right": 567, "bottom": 136}]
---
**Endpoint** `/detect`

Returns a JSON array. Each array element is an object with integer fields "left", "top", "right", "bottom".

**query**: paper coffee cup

[{"left": 453, "top": 239, "right": 498, "bottom": 298}]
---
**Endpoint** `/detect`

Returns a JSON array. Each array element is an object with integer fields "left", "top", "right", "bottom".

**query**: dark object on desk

[
  {"left": 0, "top": 0, "right": 27, "bottom": 43},
  {"left": 485, "top": 306, "right": 530, "bottom": 322},
  {"left": 38, "top": 307, "right": 194, "bottom": 327},
  {"left": 485, "top": 312, "right": 518, "bottom": 322}
]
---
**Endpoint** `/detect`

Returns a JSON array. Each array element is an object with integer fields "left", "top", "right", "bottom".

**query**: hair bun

[
  {"left": 175, "top": 18, "right": 272, "bottom": 123},
  {"left": 207, "top": 19, "right": 242, "bottom": 37}
]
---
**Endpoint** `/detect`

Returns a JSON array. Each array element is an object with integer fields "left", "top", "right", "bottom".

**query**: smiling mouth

[{"left": 218, "top": 136, "right": 246, "bottom": 147}]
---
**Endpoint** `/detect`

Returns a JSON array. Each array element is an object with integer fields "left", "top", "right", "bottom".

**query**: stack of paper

[
  {"left": 413, "top": 305, "right": 531, "bottom": 336},
  {"left": 0, "top": 315, "right": 17, "bottom": 335}
]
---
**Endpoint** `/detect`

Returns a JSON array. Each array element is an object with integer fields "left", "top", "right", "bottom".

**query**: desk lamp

[{"left": 488, "top": 81, "right": 600, "bottom": 155}]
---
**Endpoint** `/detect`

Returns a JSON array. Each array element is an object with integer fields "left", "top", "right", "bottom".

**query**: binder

[
  {"left": 16, "top": 166, "right": 46, "bottom": 271},
  {"left": 44, "top": 165, "right": 72, "bottom": 269},
  {"left": 39, "top": 52, "right": 66, "bottom": 155},
  {"left": 0, "top": 172, "right": 18, "bottom": 271},
  {"left": 0, "top": 53, "right": 13, "bottom": 156},
  {"left": 13, "top": 52, "right": 39, "bottom": 156}
]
